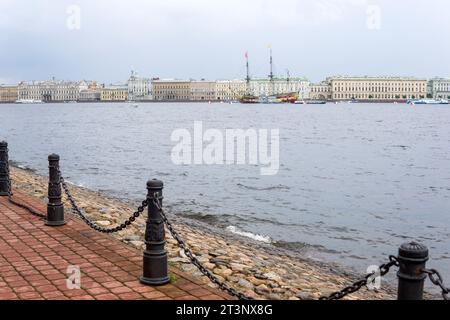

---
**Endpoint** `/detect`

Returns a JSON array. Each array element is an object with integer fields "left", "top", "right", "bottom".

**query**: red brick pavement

[{"left": 0, "top": 192, "right": 233, "bottom": 300}]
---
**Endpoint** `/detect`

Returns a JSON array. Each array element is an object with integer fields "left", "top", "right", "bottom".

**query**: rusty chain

[
  {"left": 422, "top": 269, "right": 449, "bottom": 300},
  {"left": 319, "top": 256, "right": 399, "bottom": 300},
  {"left": 60, "top": 174, "right": 148, "bottom": 233},
  {"left": 151, "top": 193, "right": 253, "bottom": 301}
]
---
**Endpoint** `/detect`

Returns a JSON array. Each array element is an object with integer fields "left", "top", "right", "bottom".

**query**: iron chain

[
  {"left": 151, "top": 193, "right": 253, "bottom": 301},
  {"left": 422, "top": 269, "right": 449, "bottom": 300},
  {"left": 60, "top": 174, "right": 148, "bottom": 234},
  {"left": 319, "top": 256, "right": 399, "bottom": 300},
  {"left": 6, "top": 163, "right": 46, "bottom": 219}
]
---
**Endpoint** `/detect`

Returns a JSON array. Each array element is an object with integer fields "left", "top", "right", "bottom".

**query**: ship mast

[
  {"left": 268, "top": 47, "right": 274, "bottom": 96},
  {"left": 245, "top": 51, "right": 251, "bottom": 95}
]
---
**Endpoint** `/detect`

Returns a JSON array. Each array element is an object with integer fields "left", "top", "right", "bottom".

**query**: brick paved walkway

[{"left": 0, "top": 192, "right": 232, "bottom": 300}]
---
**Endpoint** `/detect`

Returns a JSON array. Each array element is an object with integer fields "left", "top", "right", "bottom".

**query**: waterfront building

[
  {"left": 0, "top": 85, "right": 18, "bottom": 103},
  {"left": 428, "top": 77, "right": 450, "bottom": 99},
  {"left": 329, "top": 76, "right": 427, "bottom": 101},
  {"left": 249, "top": 78, "right": 310, "bottom": 99},
  {"left": 308, "top": 81, "right": 332, "bottom": 100},
  {"left": 18, "top": 80, "right": 80, "bottom": 102},
  {"left": 52, "top": 81, "right": 80, "bottom": 102},
  {"left": 189, "top": 80, "right": 216, "bottom": 101},
  {"left": 100, "top": 85, "right": 129, "bottom": 101},
  {"left": 127, "top": 71, "right": 152, "bottom": 101},
  {"left": 152, "top": 79, "right": 190, "bottom": 101},
  {"left": 79, "top": 89, "right": 101, "bottom": 102},
  {"left": 215, "top": 80, "right": 247, "bottom": 101},
  {"left": 77, "top": 80, "right": 101, "bottom": 102}
]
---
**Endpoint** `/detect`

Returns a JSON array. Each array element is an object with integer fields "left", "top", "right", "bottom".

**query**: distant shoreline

[{"left": 1, "top": 100, "right": 414, "bottom": 104}]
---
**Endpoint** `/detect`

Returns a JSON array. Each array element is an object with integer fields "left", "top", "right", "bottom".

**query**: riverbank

[{"left": 9, "top": 165, "right": 399, "bottom": 300}]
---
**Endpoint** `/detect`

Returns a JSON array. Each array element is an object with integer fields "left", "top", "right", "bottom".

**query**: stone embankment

[{"left": 9, "top": 165, "right": 397, "bottom": 300}]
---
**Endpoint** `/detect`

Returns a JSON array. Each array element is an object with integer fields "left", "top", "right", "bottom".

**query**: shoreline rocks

[{"left": 8, "top": 165, "right": 398, "bottom": 300}]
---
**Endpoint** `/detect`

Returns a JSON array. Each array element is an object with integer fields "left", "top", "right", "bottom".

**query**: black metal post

[
  {"left": 0, "top": 141, "right": 10, "bottom": 196},
  {"left": 397, "top": 242, "right": 428, "bottom": 300},
  {"left": 45, "top": 154, "right": 66, "bottom": 226},
  {"left": 140, "top": 179, "right": 170, "bottom": 286}
]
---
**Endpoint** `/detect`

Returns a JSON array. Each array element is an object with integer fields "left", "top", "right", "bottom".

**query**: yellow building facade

[
  {"left": 330, "top": 76, "right": 427, "bottom": 101},
  {"left": 189, "top": 81, "right": 216, "bottom": 101},
  {"left": 152, "top": 80, "right": 190, "bottom": 101},
  {"left": 100, "top": 86, "right": 129, "bottom": 101},
  {"left": 0, "top": 85, "right": 18, "bottom": 103}
]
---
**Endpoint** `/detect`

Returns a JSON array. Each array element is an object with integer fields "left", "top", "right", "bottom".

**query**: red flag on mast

[{"left": 245, "top": 51, "right": 248, "bottom": 59}]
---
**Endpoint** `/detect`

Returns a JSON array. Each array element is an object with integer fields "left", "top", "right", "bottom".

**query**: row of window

[
  {"left": 311, "top": 87, "right": 330, "bottom": 92},
  {"left": 435, "top": 85, "right": 450, "bottom": 90},
  {"left": 334, "top": 87, "right": 426, "bottom": 93},
  {"left": 334, "top": 93, "right": 425, "bottom": 99}
]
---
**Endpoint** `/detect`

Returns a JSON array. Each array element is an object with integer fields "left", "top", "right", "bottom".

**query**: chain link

[
  {"left": 319, "top": 256, "right": 399, "bottom": 300},
  {"left": 422, "top": 269, "right": 449, "bottom": 300},
  {"left": 5, "top": 162, "right": 46, "bottom": 219},
  {"left": 60, "top": 174, "right": 148, "bottom": 234},
  {"left": 151, "top": 193, "right": 253, "bottom": 300}
]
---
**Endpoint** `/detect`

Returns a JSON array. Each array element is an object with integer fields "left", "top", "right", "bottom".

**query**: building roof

[{"left": 327, "top": 76, "right": 427, "bottom": 81}]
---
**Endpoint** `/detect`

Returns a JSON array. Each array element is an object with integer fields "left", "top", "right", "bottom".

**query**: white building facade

[
  {"left": 127, "top": 71, "right": 152, "bottom": 101},
  {"left": 18, "top": 80, "right": 80, "bottom": 102},
  {"left": 308, "top": 81, "right": 332, "bottom": 100},
  {"left": 428, "top": 77, "right": 450, "bottom": 99}
]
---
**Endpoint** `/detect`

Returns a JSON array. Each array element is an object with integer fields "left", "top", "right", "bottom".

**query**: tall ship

[
  {"left": 239, "top": 49, "right": 300, "bottom": 104},
  {"left": 239, "top": 52, "right": 259, "bottom": 104}
]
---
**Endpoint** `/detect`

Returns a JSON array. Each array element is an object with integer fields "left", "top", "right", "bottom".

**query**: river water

[{"left": 1, "top": 102, "right": 449, "bottom": 284}]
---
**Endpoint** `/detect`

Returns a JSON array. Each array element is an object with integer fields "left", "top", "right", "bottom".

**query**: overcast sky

[{"left": 1, "top": 0, "right": 449, "bottom": 84}]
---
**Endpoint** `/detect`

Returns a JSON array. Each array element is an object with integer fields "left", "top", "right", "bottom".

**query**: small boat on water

[
  {"left": 294, "top": 100, "right": 326, "bottom": 105},
  {"left": 306, "top": 100, "right": 327, "bottom": 105},
  {"left": 408, "top": 98, "right": 449, "bottom": 105},
  {"left": 15, "top": 99, "right": 44, "bottom": 104}
]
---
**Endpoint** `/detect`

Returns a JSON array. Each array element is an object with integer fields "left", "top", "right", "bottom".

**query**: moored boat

[
  {"left": 408, "top": 98, "right": 449, "bottom": 105},
  {"left": 15, "top": 99, "right": 44, "bottom": 104},
  {"left": 306, "top": 100, "right": 327, "bottom": 105}
]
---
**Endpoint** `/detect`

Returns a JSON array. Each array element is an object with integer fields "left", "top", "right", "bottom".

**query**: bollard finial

[
  {"left": 48, "top": 153, "right": 60, "bottom": 161},
  {"left": 399, "top": 242, "right": 429, "bottom": 261},
  {"left": 147, "top": 179, "right": 163, "bottom": 189}
]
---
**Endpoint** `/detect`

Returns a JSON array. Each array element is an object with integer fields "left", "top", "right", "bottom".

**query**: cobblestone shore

[{"left": 9, "top": 165, "right": 398, "bottom": 300}]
